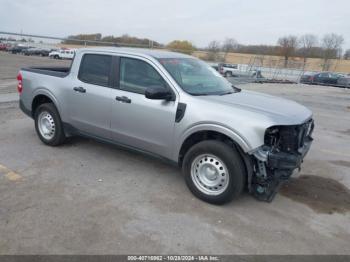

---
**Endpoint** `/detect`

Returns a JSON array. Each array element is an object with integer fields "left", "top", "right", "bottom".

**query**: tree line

[
  {"left": 62, "top": 33, "right": 198, "bottom": 54},
  {"left": 205, "top": 33, "right": 347, "bottom": 70},
  {"left": 62, "top": 32, "right": 347, "bottom": 59},
  {"left": 62, "top": 33, "right": 163, "bottom": 48}
]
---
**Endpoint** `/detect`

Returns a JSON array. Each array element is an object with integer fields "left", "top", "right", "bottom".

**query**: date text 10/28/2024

[{"left": 127, "top": 255, "right": 220, "bottom": 261}]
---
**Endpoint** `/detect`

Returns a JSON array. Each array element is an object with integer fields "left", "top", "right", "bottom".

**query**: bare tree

[
  {"left": 207, "top": 40, "right": 221, "bottom": 52},
  {"left": 206, "top": 40, "right": 222, "bottom": 61},
  {"left": 322, "top": 33, "right": 344, "bottom": 70},
  {"left": 277, "top": 35, "right": 298, "bottom": 67},
  {"left": 299, "top": 34, "right": 318, "bottom": 64},
  {"left": 222, "top": 38, "right": 238, "bottom": 61},
  {"left": 344, "top": 49, "right": 350, "bottom": 60}
]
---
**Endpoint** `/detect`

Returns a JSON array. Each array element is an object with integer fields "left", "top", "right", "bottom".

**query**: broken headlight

[
  {"left": 264, "top": 120, "right": 314, "bottom": 153},
  {"left": 264, "top": 127, "right": 280, "bottom": 149}
]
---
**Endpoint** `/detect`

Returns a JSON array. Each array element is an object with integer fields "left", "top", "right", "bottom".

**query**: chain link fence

[{"left": 2, "top": 31, "right": 349, "bottom": 85}]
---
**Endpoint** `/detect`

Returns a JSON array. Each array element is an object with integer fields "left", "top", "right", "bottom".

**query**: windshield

[{"left": 158, "top": 58, "right": 237, "bottom": 95}]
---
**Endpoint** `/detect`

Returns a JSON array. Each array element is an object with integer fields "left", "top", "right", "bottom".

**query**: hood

[{"left": 200, "top": 90, "right": 312, "bottom": 125}]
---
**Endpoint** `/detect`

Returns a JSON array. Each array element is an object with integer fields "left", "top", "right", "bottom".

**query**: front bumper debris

[
  {"left": 268, "top": 138, "right": 312, "bottom": 170},
  {"left": 251, "top": 131, "right": 313, "bottom": 202}
]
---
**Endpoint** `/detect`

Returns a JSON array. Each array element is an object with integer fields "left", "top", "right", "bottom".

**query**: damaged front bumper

[
  {"left": 250, "top": 121, "right": 314, "bottom": 202},
  {"left": 268, "top": 138, "right": 312, "bottom": 170}
]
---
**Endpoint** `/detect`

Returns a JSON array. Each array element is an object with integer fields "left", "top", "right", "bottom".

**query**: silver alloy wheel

[
  {"left": 38, "top": 111, "right": 56, "bottom": 140},
  {"left": 191, "top": 154, "right": 230, "bottom": 195}
]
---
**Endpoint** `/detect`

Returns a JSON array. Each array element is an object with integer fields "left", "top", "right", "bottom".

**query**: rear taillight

[{"left": 17, "top": 73, "right": 23, "bottom": 94}]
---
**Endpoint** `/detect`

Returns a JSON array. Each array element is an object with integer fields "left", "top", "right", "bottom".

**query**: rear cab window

[{"left": 78, "top": 54, "right": 112, "bottom": 87}]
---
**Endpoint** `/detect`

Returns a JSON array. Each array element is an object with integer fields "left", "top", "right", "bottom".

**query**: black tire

[
  {"left": 34, "top": 103, "right": 65, "bottom": 146},
  {"left": 225, "top": 71, "right": 232, "bottom": 77},
  {"left": 182, "top": 140, "right": 245, "bottom": 205}
]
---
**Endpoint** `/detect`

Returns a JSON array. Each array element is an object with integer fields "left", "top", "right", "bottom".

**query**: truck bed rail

[{"left": 21, "top": 67, "right": 70, "bottom": 78}]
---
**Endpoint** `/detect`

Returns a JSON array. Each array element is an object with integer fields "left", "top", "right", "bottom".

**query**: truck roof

[{"left": 77, "top": 47, "right": 192, "bottom": 59}]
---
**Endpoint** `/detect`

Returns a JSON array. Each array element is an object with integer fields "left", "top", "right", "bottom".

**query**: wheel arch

[
  {"left": 177, "top": 125, "right": 251, "bottom": 162},
  {"left": 177, "top": 127, "right": 254, "bottom": 192},
  {"left": 31, "top": 90, "right": 60, "bottom": 118}
]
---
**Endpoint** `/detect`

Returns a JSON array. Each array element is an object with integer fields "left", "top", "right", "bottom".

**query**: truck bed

[{"left": 21, "top": 66, "right": 71, "bottom": 78}]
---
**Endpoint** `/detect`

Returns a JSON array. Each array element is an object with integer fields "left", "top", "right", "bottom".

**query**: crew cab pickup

[
  {"left": 18, "top": 47, "right": 314, "bottom": 204},
  {"left": 219, "top": 63, "right": 261, "bottom": 79},
  {"left": 49, "top": 49, "right": 75, "bottom": 59}
]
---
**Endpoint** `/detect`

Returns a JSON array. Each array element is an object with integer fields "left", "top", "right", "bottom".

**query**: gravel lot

[
  {"left": 0, "top": 52, "right": 70, "bottom": 94},
  {"left": 0, "top": 52, "right": 349, "bottom": 254}
]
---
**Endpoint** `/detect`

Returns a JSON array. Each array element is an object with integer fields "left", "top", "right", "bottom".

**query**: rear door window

[{"left": 78, "top": 54, "right": 112, "bottom": 87}]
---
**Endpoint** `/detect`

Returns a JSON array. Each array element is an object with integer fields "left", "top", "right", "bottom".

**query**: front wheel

[
  {"left": 182, "top": 140, "right": 245, "bottom": 204},
  {"left": 34, "top": 103, "right": 66, "bottom": 146},
  {"left": 225, "top": 71, "right": 232, "bottom": 77}
]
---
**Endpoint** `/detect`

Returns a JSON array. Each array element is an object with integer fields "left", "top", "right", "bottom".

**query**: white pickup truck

[
  {"left": 219, "top": 63, "right": 261, "bottom": 78},
  {"left": 219, "top": 63, "right": 240, "bottom": 77},
  {"left": 49, "top": 49, "right": 75, "bottom": 59}
]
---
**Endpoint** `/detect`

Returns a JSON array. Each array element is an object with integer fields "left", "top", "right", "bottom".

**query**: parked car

[
  {"left": 219, "top": 63, "right": 260, "bottom": 78},
  {"left": 312, "top": 72, "right": 341, "bottom": 85},
  {"left": 8, "top": 45, "right": 31, "bottom": 54},
  {"left": 18, "top": 47, "right": 314, "bottom": 204},
  {"left": 23, "top": 47, "right": 51, "bottom": 56},
  {"left": 299, "top": 72, "right": 316, "bottom": 84},
  {"left": 49, "top": 49, "right": 75, "bottom": 59},
  {"left": 0, "top": 43, "right": 11, "bottom": 51},
  {"left": 23, "top": 48, "right": 41, "bottom": 56},
  {"left": 219, "top": 63, "right": 240, "bottom": 77},
  {"left": 39, "top": 49, "right": 51, "bottom": 57},
  {"left": 337, "top": 76, "right": 350, "bottom": 88},
  {"left": 4, "top": 43, "right": 15, "bottom": 51}
]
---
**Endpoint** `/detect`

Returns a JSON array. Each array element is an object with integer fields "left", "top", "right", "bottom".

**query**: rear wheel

[
  {"left": 34, "top": 103, "right": 65, "bottom": 146},
  {"left": 182, "top": 140, "right": 245, "bottom": 204}
]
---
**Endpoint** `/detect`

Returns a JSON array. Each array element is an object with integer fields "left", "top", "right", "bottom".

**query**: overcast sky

[{"left": 1, "top": 0, "right": 350, "bottom": 48}]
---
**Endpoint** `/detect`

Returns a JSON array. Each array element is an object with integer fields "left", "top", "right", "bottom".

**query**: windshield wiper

[
  {"left": 219, "top": 91, "right": 234, "bottom": 96},
  {"left": 232, "top": 85, "right": 241, "bottom": 92},
  {"left": 219, "top": 86, "right": 241, "bottom": 95},
  {"left": 189, "top": 85, "right": 241, "bottom": 96}
]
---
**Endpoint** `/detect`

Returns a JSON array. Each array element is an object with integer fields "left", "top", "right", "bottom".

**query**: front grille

[
  {"left": 265, "top": 119, "right": 314, "bottom": 153},
  {"left": 280, "top": 119, "right": 314, "bottom": 152},
  {"left": 279, "top": 128, "right": 298, "bottom": 152}
]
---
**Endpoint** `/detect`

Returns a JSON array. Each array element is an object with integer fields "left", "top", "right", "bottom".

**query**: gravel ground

[
  {"left": 0, "top": 52, "right": 70, "bottom": 94},
  {"left": 0, "top": 52, "right": 349, "bottom": 255}
]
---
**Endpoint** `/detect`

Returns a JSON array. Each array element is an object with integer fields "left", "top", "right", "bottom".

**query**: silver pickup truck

[{"left": 18, "top": 47, "right": 314, "bottom": 204}]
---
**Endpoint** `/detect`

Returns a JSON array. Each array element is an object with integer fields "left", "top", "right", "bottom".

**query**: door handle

[
  {"left": 115, "top": 96, "right": 131, "bottom": 103},
  {"left": 73, "top": 86, "right": 86, "bottom": 93}
]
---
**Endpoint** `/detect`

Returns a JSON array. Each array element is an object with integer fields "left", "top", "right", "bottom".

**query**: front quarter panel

[{"left": 172, "top": 94, "right": 276, "bottom": 161}]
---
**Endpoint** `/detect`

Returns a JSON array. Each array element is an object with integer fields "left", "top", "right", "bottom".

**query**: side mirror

[{"left": 145, "top": 86, "right": 174, "bottom": 101}]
